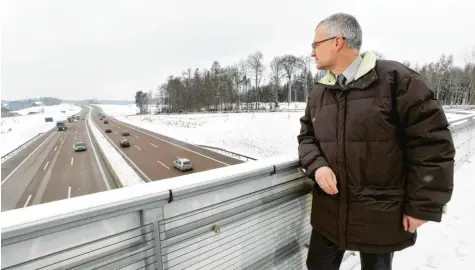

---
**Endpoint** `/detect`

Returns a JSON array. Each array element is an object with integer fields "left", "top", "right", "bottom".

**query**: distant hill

[
  {"left": 2, "top": 98, "right": 134, "bottom": 110},
  {"left": 2, "top": 97, "right": 62, "bottom": 111}
]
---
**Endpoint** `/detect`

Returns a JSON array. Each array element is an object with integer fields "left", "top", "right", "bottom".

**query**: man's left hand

[{"left": 402, "top": 214, "right": 427, "bottom": 233}]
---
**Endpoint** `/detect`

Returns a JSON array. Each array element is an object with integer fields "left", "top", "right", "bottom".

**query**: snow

[
  {"left": 86, "top": 106, "right": 144, "bottom": 187},
  {"left": 96, "top": 104, "right": 474, "bottom": 160},
  {"left": 96, "top": 104, "right": 305, "bottom": 159},
  {"left": 1, "top": 104, "right": 81, "bottom": 157}
]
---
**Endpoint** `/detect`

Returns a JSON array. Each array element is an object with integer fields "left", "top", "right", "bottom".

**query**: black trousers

[{"left": 306, "top": 230, "right": 394, "bottom": 270}]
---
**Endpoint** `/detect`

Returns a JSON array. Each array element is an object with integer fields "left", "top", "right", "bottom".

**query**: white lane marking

[
  {"left": 54, "top": 146, "right": 58, "bottom": 152},
  {"left": 135, "top": 145, "right": 141, "bottom": 150},
  {"left": 157, "top": 160, "right": 170, "bottom": 169},
  {"left": 23, "top": 194, "right": 32, "bottom": 208},
  {"left": 110, "top": 119, "right": 230, "bottom": 166},
  {"left": 85, "top": 107, "right": 110, "bottom": 190},
  {"left": 74, "top": 136, "right": 76, "bottom": 140},
  {"left": 71, "top": 157, "right": 74, "bottom": 166},
  {"left": 43, "top": 161, "right": 50, "bottom": 171},
  {"left": 60, "top": 137, "right": 63, "bottom": 142},
  {"left": 135, "top": 136, "right": 139, "bottom": 139},
  {"left": 68, "top": 186, "right": 71, "bottom": 199},
  {"left": 150, "top": 143, "right": 158, "bottom": 148},
  {"left": 31, "top": 123, "right": 71, "bottom": 205}
]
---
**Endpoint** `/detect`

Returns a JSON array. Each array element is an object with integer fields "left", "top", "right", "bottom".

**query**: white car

[{"left": 173, "top": 158, "right": 193, "bottom": 171}]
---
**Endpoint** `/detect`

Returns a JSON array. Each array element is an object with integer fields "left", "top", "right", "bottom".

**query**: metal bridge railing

[{"left": 2, "top": 113, "right": 475, "bottom": 270}]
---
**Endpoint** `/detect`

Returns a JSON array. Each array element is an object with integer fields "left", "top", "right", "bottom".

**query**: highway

[
  {"left": 90, "top": 106, "right": 243, "bottom": 181},
  {"left": 1, "top": 107, "right": 116, "bottom": 212}
]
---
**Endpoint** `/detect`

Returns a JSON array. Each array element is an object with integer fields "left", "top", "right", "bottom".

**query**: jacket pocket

[{"left": 346, "top": 188, "right": 412, "bottom": 246}]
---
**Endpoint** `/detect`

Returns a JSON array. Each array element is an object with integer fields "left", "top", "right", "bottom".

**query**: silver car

[{"left": 173, "top": 158, "right": 193, "bottom": 171}]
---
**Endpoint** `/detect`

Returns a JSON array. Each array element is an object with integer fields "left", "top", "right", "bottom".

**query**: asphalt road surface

[
  {"left": 1, "top": 107, "right": 116, "bottom": 212},
  {"left": 91, "top": 106, "right": 243, "bottom": 181}
]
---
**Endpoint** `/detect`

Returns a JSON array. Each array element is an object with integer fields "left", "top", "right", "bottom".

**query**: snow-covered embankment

[{"left": 87, "top": 107, "right": 144, "bottom": 187}]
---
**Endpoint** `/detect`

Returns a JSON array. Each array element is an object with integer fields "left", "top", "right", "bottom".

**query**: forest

[{"left": 135, "top": 49, "right": 475, "bottom": 113}]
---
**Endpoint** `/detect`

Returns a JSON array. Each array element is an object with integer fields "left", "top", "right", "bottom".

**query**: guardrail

[
  {"left": 2, "top": 111, "right": 475, "bottom": 270},
  {"left": 196, "top": 144, "right": 257, "bottom": 161},
  {"left": 1, "top": 128, "right": 54, "bottom": 163},
  {"left": 443, "top": 105, "right": 475, "bottom": 111}
]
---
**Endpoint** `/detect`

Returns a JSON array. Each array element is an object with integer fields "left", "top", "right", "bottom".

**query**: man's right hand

[{"left": 314, "top": 166, "right": 338, "bottom": 195}]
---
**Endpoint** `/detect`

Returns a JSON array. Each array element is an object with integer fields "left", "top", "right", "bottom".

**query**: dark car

[
  {"left": 104, "top": 120, "right": 109, "bottom": 124},
  {"left": 105, "top": 128, "right": 112, "bottom": 133},
  {"left": 73, "top": 142, "right": 87, "bottom": 152},
  {"left": 119, "top": 138, "right": 130, "bottom": 147},
  {"left": 121, "top": 131, "right": 130, "bottom": 136}
]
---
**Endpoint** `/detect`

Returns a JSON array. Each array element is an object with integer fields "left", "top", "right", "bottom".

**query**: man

[{"left": 297, "top": 13, "right": 455, "bottom": 270}]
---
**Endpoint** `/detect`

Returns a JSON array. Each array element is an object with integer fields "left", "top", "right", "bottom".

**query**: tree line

[{"left": 135, "top": 48, "right": 475, "bottom": 113}]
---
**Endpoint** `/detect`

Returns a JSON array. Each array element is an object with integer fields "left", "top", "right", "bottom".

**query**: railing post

[
  {"left": 141, "top": 207, "right": 165, "bottom": 270},
  {"left": 152, "top": 222, "right": 164, "bottom": 270}
]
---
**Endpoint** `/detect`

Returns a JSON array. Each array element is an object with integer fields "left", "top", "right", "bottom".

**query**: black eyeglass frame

[{"left": 311, "top": 36, "right": 346, "bottom": 50}]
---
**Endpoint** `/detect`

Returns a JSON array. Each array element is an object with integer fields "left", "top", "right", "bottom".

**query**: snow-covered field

[
  {"left": 97, "top": 104, "right": 474, "bottom": 160},
  {"left": 1, "top": 104, "right": 81, "bottom": 157}
]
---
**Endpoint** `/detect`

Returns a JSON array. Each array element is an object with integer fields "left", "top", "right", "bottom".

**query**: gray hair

[{"left": 317, "top": 13, "right": 362, "bottom": 50}]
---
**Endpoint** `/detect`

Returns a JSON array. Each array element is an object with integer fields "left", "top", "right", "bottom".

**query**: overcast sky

[{"left": 1, "top": 0, "right": 474, "bottom": 101}]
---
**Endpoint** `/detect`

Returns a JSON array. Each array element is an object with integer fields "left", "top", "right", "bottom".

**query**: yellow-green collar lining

[{"left": 318, "top": 51, "right": 377, "bottom": 85}]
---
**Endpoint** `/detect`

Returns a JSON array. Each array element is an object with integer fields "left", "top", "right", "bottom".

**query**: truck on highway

[{"left": 56, "top": 120, "right": 66, "bottom": 131}]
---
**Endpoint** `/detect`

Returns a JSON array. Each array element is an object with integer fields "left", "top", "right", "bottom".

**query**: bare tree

[
  {"left": 247, "top": 51, "right": 265, "bottom": 109},
  {"left": 270, "top": 56, "right": 284, "bottom": 106},
  {"left": 280, "top": 55, "right": 299, "bottom": 106},
  {"left": 238, "top": 60, "right": 251, "bottom": 110},
  {"left": 298, "top": 56, "right": 313, "bottom": 101}
]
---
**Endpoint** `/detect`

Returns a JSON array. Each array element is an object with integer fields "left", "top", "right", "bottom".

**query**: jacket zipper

[{"left": 335, "top": 91, "right": 341, "bottom": 244}]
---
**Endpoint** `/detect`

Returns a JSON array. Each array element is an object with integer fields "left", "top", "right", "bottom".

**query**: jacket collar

[{"left": 318, "top": 51, "right": 377, "bottom": 86}]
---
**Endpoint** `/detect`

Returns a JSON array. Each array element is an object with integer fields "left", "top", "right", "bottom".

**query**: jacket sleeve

[
  {"left": 396, "top": 72, "right": 455, "bottom": 222},
  {"left": 297, "top": 96, "right": 329, "bottom": 180}
]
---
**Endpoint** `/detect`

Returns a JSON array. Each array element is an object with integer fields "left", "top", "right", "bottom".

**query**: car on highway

[
  {"left": 173, "top": 158, "right": 193, "bottom": 171},
  {"left": 121, "top": 131, "right": 130, "bottom": 136},
  {"left": 73, "top": 142, "right": 87, "bottom": 152},
  {"left": 119, "top": 138, "right": 130, "bottom": 147},
  {"left": 105, "top": 128, "right": 112, "bottom": 133},
  {"left": 104, "top": 120, "right": 109, "bottom": 124}
]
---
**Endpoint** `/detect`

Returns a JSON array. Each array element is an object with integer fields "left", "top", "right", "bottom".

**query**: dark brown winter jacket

[{"left": 297, "top": 51, "right": 455, "bottom": 253}]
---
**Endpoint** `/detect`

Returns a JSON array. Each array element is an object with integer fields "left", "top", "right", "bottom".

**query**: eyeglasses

[{"left": 311, "top": 36, "right": 346, "bottom": 50}]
